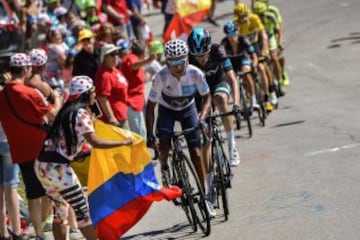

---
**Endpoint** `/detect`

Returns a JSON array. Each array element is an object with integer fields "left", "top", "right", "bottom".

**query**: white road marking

[
  {"left": 305, "top": 143, "right": 360, "bottom": 157},
  {"left": 339, "top": 2, "right": 349, "bottom": 7}
]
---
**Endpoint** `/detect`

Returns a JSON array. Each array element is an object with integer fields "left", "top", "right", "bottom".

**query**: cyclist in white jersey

[{"left": 146, "top": 39, "right": 213, "bottom": 214}]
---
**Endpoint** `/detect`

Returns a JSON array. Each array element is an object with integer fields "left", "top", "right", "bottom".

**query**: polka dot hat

[
  {"left": 68, "top": 76, "right": 94, "bottom": 101},
  {"left": 9, "top": 53, "right": 32, "bottom": 67},
  {"left": 29, "top": 48, "right": 48, "bottom": 66}
]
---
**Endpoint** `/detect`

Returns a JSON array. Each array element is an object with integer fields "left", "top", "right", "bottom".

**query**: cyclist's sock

[
  {"left": 251, "top": 94, "right": 257, "bottom": 105},
  {"left": 226, "top": 130, "right": 235, "bottom": 151},
  {"left": 205, "top": 173, "right": 213, "bottom": 196}
]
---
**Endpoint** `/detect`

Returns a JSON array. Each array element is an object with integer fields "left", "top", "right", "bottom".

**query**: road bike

[
  {"left": 206, "top": 109, "right": 238, "bottom": 221},
  {"left": 169, "top": 126, "right": 211, "bottom": 236}
]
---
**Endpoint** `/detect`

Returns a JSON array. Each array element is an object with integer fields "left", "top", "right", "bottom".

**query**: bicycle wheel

[
  {"left": 240, "top": 85, "right": 253, "bottom": 137},
  {"left": 255, "top": 81, "right": 266, "bottom": 127},
  {"left": 212, "top": 138, "right": 229, "bottom": 221},
  {"left": 171, "top": 153, "right": 197, "bottom": 232},
  {"left": 183, "top": 154, "right": 211, "bottom": 236}
]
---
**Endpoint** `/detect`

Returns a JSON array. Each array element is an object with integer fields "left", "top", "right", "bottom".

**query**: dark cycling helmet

[
  {"left": 187, "top": 28, "right": 211, "bottom": 56},
  {"left": 223, "top": 21, "right": 238, "bottom": 36}
]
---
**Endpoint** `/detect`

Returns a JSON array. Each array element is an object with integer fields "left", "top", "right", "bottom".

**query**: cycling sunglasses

[{"left": 167, "top": 58, "right": 187, "bottom": 67}]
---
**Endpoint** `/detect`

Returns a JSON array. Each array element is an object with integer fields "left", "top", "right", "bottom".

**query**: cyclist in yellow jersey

[{"left": 234, "top": 2, "right": 274, "bottom": 112}]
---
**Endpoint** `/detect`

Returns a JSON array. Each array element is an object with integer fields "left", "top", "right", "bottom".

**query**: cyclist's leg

[
  {"left": 181, "top": 104, "right": 206, "bottom": 189},
  {"left": 156, "top": 105, "right": 175, "bottom": 185},
  {"left": 241, "top": 62, "right": 257, "bottom": 108},
  {"left": 269, "top": 36, "right": 282, "bottom": 84},
  {"left": 254, "top": 42, "right": 273, "bottom": 112},
  {"left": 212, "top": 82, "right": 240, "bottom": 166}
]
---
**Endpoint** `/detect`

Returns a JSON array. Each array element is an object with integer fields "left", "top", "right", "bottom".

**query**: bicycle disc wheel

[
  {"left": 240, "top": 87, "right": 253, "bottom": 137},
  {"left": 212, "top": 139, "right": 229, "bottom": 221},
  {"left": 183, "top": 155, "right": 211, "bottom": 236},
  {"left": 171, "top": 153, "right": 197, "bottom": 232}
]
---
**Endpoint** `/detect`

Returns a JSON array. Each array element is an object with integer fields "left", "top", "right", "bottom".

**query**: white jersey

[{"left": 148, "top": 64, "right": 209, "bottom": 111}]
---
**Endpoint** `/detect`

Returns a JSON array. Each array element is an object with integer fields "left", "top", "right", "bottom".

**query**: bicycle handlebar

[{"left": 207, "top": 110, "right": 241, "bottom": 130}]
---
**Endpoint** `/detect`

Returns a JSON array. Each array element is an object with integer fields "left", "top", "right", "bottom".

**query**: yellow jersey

[{"left": 234, "top": 13, "right": 264, "bottom": 44}]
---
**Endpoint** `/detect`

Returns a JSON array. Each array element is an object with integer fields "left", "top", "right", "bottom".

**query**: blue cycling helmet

[
  {"left": 223, "top": 21, "right": 238, "bottom": 37},
  {"left": 187, "top": 28, "right": 211, "bottom": 56}
]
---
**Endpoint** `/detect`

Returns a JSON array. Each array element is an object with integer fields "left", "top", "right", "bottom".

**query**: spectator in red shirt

[
  {"left": 120, "top": 40, "right": 156, "bottom": 139},
  {"left": 0, "top": 53, "right": 61, "bottom": 239},
  {"left": 95, "top": 44, "right": 129, "bottom": 128},
  {"left": 103, "top": 0, "right": 135, "bottom": 40}
]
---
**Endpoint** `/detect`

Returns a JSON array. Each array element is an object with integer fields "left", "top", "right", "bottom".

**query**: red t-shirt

[
  {"left": 95, "top": 66, "right": 128, "bottom": 121},
  {"left": 0, "top": 82, "right": 52, "bottom": 163},
  {"left": 120, "top": 53, "right": 146, "bottom": 112},
  {"left": 103, "top": 0, "right": 130, "bottom": 25}
]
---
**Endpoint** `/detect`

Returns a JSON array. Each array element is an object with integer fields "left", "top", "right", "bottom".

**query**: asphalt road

[{"left": 123, "top": 0, "right": 360, "bottom": 239}]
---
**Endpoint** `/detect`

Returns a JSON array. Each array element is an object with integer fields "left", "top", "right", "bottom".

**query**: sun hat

[
  {"left": 78, "top": 28, "right": 94, "bottom": 42},
  {"left": 100, "top": 43, "right": 120, "bottom": 63},
  {"left": 149, "top": 40, "right": 164, "bottom": 55},
  {"left": 9, "top": 53, "right": 32, "bottom": 67},
  {"left": 28, "top": 48, "right": 48, "bottom": 66},
  {"left": 68, "top": 76, "right": 94, "bottom": 101}
]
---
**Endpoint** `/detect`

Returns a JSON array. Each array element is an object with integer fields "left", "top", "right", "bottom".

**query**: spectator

[
  {"left": 144, "top": 40, "right": 164, "bottom": 80},
  {"left": 120, "top": 40, "right": 156, "bottom": 138},
  {"left": 95, "top": 44, "right": 129, "bottom": 128},
  {"left": 45, "top": 28, "right": 69, "bottom": 82},
  {"left": 103, "top": 0, "right": 135, "bottom": 39},
  {"left": 0, "top": 53, "right": 61, "bottom": 240},
  {"left": 0, "top": 77, "right": 23, "bottom": 240},
  {"left": 127, "top": 0, "right": 147, "bottom": 40},
  {"left": 95, "top": 22, "right": 115, "bottom": 47},
  {"left": 72, "top": 29, "right": 99, "bottom": 80},
  {"left": 27, "top": 48, "right": 55, "bottom": 101}
]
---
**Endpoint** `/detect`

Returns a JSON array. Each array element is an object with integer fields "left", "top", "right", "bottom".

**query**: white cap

[{"left": 100, "top": 43, "right": 120, "bottom": 63}]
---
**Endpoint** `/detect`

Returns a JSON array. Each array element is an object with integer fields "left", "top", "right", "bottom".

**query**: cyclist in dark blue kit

[
  {"left": 221, "top": 21, "right": 259, "bottom": 110},
  {"left": 188, "top": 28, "right": 241, "bottom": 208}
]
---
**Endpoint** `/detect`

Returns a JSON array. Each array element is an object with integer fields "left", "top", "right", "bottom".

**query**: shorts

[
  {"left": 195, "top": 80, "right": 231, "bottom": 111},
  {"left": 34, "top": 160, "right": 92, "bottom": 228},
  {"left": 0, "top": 148, "right": 19, "bottom": 188},
  {"left": 156, "top": 103, "right": 201, "bottom": 149},
  {"left": 268, "top": 35, "right": 278, "bottom": 52},
  {"left": 19, "top": 161, "right": 46, "bottom": 199}
]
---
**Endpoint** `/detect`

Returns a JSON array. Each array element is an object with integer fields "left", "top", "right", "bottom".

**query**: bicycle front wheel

[
  {"left": 172, "top": 153, "right": 197, "bottom": 232},
  {"left": 240, "top": 86, "right": 253, "bottom": 137},
  {"left": 183, "top": 155, "right": 211, "bottom": 236},
  {"left": 212, "top": 138, "right": 230, "bottom": 221}
]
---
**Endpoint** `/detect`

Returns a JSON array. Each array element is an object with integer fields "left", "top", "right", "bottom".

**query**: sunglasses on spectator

[
  {"left": 167, "top": 58, "right": 187, "bottom": 67},
  {"left": 90, "top": 86, "right": 96, "bottom": 93}
]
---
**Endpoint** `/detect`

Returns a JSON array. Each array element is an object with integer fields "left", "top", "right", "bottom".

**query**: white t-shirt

[
  {"left": 148, "top": 64, "right": 209, "bottom": 111},
  {"left": 43, "top": 108, "right": 94, "bottom": 161}
]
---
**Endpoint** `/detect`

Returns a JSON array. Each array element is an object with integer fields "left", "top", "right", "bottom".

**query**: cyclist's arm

[{"left": 199, "top": 92, "right": 211, "bottom": 121}]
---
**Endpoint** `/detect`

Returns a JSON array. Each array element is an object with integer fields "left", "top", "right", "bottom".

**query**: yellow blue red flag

[{"left": 88, "top": 120, "right": 181, "bottom": 239}]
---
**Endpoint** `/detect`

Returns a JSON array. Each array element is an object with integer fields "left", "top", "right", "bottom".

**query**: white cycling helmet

[
  {"left": 164, "top": 39, "right": 189, "bottom": 59},
  {"left": 29, "top": 48, "right": 48, "bottom": 66}
]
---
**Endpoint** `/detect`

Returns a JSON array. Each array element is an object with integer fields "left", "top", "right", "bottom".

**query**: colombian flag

[
  {"left": 88, "top": 120, "right": 181, "bottom": 239},
  {"left": 163, "top": 0, "right": 211, "bottom": 42}
]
